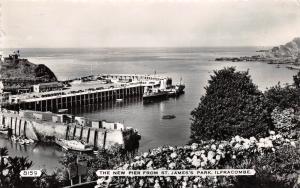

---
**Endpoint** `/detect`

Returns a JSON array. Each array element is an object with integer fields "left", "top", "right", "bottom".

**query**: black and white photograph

[{"left": 0, "top": 0, "right": 300, "bottom": 187}]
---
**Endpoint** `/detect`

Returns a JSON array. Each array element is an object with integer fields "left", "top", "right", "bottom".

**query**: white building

[{"left": 33, "top": 82, "right": 64, "bottom": 93}]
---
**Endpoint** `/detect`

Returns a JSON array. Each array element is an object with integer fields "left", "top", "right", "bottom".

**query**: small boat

[
  {"left": 11, "top": 135, "right": 18, "bottom": 142},
  {"left": 0, "top": 126, "right": 8, "bottom": 134},
  {"left": 24, "top": 139, "right": 30, "bottom": 145},
  {"left": 18, "top": 139, "right": 25, "bottom": 145},
  {"left": 162, "top": 115, "right": 176, "bottom": 119},
  {"left": 55, "top": 138, "right": 93, "bottom": 152},
  {"left": 175, "top": 84, "right": 185, "bottom": 95},
  {"left": 116, "top": 98, "right": 123, "bottom": 102},
  {"left": 58, "top": 109, "right": 68, "bottom": 114},
  {"left": 62, "top": 146, "right": 69, "bottom": 151}
]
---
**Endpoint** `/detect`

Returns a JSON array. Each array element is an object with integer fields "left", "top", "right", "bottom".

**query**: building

[
  {"left": 19, "top": 110, "right": 74, "bottom": 124},
  {"left": 0, "top": 79, "right": 36, "bottom": 94},
  {"left": 33, "top": 82, "right": 64, "bottom": 93},
  {"left": 8, "top": 95, "right": 21, "bottom": 104},
  {"left": 0, "top": 92, "right": 10, "bottom": 104}
]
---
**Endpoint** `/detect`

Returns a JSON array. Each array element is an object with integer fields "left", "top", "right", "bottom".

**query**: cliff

[
  {"left": 215, "top": 37, "right": 300, "bottom": 68},
  {"left": 0, "top": 56, "right": 57, "bottom": 82},
  {"left": 267, "top": 37, "right": 300, "bottom": 58},
  {"left": 0, "top": 54, "right": 58, "bottom": 93}
]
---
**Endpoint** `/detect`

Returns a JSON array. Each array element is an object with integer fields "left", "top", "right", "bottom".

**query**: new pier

[{"left": 3, "top": 74, "right": 173, "bottom": 112}]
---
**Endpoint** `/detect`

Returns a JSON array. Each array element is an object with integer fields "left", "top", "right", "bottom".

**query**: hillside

[
  {"left": 268, "top": 37, "right": 300, "bottom": 58},
  {"left": 0, "top": 55, "right": 57, "bottom": 82}
]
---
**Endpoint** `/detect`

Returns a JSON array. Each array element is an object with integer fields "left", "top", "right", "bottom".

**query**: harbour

[{"left": 0, "top": 47, "right": 298, "bottom": 171}]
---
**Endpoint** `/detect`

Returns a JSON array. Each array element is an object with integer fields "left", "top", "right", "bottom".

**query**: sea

[{"left": 0, "top": 47, "right": 298, "bottom": 171}]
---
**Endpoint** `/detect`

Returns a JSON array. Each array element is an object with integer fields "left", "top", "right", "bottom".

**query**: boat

[
  {"left": 162, "top": 114, "right": 176, "bottom": 119},
  {"left": 18, "top": 139, "right": 25, "bottom": 145},
  {"left": 143, "top": 88, "right": 168, "bottom": 101},
  {"left": 165, "top": 84, "right": 185, "bottom": 97},
  {"left": 116, "top": 98, "right": 123, "bottom": 102},
  {"left": 55, "top": 138, "right": 94, "bottom": 152},
  {"left": 165, "top": 88, "right": 177, "bottom": 97},
  {"left": 58, "top": 109, "right": 68, "bottom": 114},
  {"left": 11, "top": 135, "right": 18, "bottom": 142},
  {"left": 175, "top": 84, "right": 185, "bottom": 95},
  {"left": 0, "top": 127, "right": 8, "bottom": 134},
  {"left": 24, "top": 139, "right": 31, "bottom": 145}
]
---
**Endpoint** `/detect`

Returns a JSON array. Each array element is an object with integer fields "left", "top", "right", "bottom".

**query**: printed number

[{"left": 20, "top": 170, "right": 42, "bottom": 177}]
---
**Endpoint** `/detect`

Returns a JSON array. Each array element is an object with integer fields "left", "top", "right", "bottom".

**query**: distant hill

[
  {"left": 0, "top": 54, "right": 58, "bottom": 93},
  {"left": 267, "top": 37, "right": 300, "bottom": 58},
  {"left": 0, "top": 54, "right": 57, "bottom": 82}
]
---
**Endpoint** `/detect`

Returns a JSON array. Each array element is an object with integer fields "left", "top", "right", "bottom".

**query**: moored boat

[
  {"left": 0, "top": 125, "right": 9, "bottom": 134},
  {"left": 0, "top": 127, "right": 8, "bottom": 134},
  {"left": 18, "top": 139, "right": 25, "bottom": 145},
  {"left": 162, "top": 114, "right": 176, "bottom": 119},
  {"left": 175, "top": 84, "right": 185, "bottom": 95},
  {"left": 55, "top": 138, "right": 93, "bottom": 152},
  {"left": 116, "top": 98, "right": 123, "bottom": 102}
]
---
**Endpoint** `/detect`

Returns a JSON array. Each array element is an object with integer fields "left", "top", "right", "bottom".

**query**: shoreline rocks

[{"left": 215, "top": 37, "right": 300, "bottom": 70}]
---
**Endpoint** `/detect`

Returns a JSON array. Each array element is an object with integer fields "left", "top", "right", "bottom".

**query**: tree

[
  {"left": 264, "top": 84, "right": 300, "bottom": 111},
  {"left": 0, "top": 147, "right": 9, "bottom": 187},
  {"left": 190, "top": 67, "right": 270, "bottom": 142},
  {"left": 293, "top": 71, "right": 300, "bottom": 88},
  {"left": 7, "top": 156, "right": 33, "bottom": 188}
]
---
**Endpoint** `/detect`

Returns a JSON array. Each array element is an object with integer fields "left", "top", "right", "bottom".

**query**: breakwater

[{"left": 0, "top": 110, "right": 139, "bottom": 149}]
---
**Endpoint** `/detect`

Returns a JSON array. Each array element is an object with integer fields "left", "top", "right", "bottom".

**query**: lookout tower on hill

[{"left": 3, "top": 51, "right": 25, "bottom": 64}]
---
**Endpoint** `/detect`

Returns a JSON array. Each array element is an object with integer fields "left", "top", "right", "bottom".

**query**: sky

[{"left": 1, "top": 0, "right": 300, "bottom": 48}]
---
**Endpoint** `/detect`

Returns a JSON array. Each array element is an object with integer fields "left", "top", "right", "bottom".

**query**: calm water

[{"left": 0, "top": 47, "right": 298, "bottom": 171}]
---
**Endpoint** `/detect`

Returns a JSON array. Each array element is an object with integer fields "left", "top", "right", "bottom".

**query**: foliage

[
  {"left": 0, "top": 147, "right": 65, "bottom": 188},
  {"left": 293, "top": 71, "right": 300, "bottom": 88},
  {"left": 190, "top": 67, "right": 270, "bottom": 142},
  {"left": 233, "top": 145, "right": 300, "bottom": 188},
  {"left": 87, "top": 144, "right": 129, "bottom": 181},
  {"left": 59, "top": 152, "right": 77, "bottom": 168},
  {"left": 264, "top": 84, "right": 300, "bottom": 111},
  {"left": 58, "top": 144, "right": 130, "bottom": 182},
  {"left": 32, "top": 169, "right": 68, "bottom": 188},
  {"left": 95, "top": 133, "right": 299, "bottom": 188},
  {"left": 271, "top": 107, "right": 300, "bottom": 139},
  {"left": 0, "top": 147, "right": 33, "bottom": 188}
]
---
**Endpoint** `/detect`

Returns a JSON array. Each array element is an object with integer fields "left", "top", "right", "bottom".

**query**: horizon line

[{"left": 0, "top": 45, "right": 273, "bottom": 49}]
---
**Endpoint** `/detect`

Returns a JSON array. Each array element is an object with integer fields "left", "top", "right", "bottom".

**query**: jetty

[{"left": 2, "top": 74, "right": 176, "bottom": 112}]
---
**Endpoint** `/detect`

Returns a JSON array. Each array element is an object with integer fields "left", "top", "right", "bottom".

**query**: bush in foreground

[
  {"left": 264, "top": 84, "right": 300, "bottom": 111},
  {"left": 190, "top": 67, "right": 270, "bottom": 142},
  {"left": 95, "top": 132, "right": 299, "bottom": 188}
]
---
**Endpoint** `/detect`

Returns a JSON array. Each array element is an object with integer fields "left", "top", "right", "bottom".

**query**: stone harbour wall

[{"left": 0, "top": 112, "right": 125, "bottom": 149}]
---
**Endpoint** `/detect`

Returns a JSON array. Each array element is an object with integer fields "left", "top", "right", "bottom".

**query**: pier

[
  {"left": 3, "top": 74, "right": 173, "bottom": 112},
  {"left": 19, "top": 85, "right": 144, "bottom": 112}
]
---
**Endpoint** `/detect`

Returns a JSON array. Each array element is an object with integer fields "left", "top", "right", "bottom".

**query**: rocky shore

[{"left": 215, "top": 37, "right": 300, "bottom": 70}]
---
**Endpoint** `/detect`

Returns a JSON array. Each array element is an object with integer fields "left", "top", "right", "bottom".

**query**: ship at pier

[{"left": 143, "top": 77, "right": 185, "bottom": 100}]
